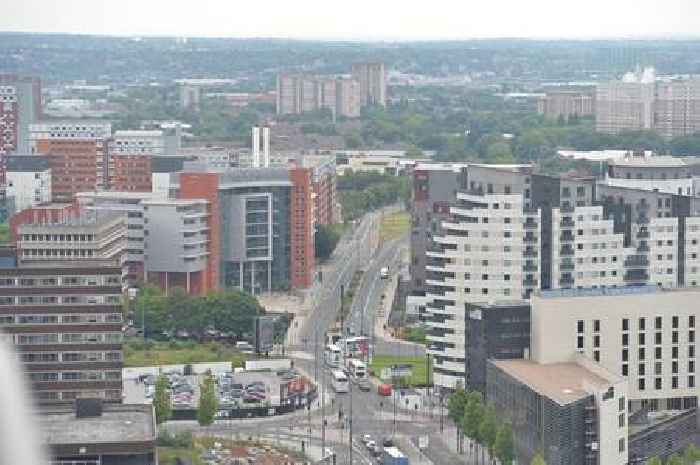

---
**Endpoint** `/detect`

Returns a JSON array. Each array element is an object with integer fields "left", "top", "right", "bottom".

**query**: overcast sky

[{"left": 2, "top": 0, "right": 699, "bottom": 40}]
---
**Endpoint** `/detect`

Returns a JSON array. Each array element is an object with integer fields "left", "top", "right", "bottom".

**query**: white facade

[
  {"left": 425, "top": 192, "right": 540, "bottom": 388},
  {"left": 110, "top": 130, "right": 165, "bottom": 156},
  {"left": 604, "top": 177, "right": 694, "bottom": 196},
  {"left": 6, "top": 168, "right": 51, "bottom": 212},
  {"left": 551, "top": 205, "right": 627, "bottom": 289},
  {"left": 251, "top": 127, "right": 271, "bottom": 168},
  {"left": 649, "top": 217, "right": 679, "bottom": 288},
  {"left": 532, "top": 288, "right": 698, "bottom": 411},
  {"left": 684, "top": 217, "right": 700, "bottom": 287}
]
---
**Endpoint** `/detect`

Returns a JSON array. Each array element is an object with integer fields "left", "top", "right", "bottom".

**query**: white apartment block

[
  {"left": 531, "top": 288, "right": 698, "bottom": 412},
  {"left": 552, "top": 205, "right": 626, "bottom": 289},
  {"left": 649, "top": 217, "right": 679, "bottom": 288},
  {"left": 425, "top": 192, "right": 540, "bottom": 388},
  {"left": 6, "top": 156, "right": 51, "bottom": 212},
  {"left": 684, "top": 217, "right": 700, "bottom": 287},
  {"left": 109, "top": 130, "right": 164, "bottom": 156}
]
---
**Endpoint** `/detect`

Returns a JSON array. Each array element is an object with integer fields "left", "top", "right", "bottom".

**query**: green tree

[
  {"left": 478, "top": 405, "right": 498, "bottom": 464},
  {"left": 667, "top": 453, "right": 684, "bottom": 465},
  {"left": 154, "top": 374, "right": 171, "bottom": 424},
  {"left": 463, "top": 391, "right": 484, "bottom": 463},
  {"left": 315, "top": 224, "right": 341, "bottom": 260},
  {"left": 197, "top": 375, "right": 219, "bottom": 426},
  {"left": 486, "top": 142, "right": 515, "bottom": 164},
  {"left": 683, "top": 444, "right": 700, "bottom": 464},
  {"left": 447, "top": 389, "right": 468, "bottom": 453},
  {"left": 646, "top": 458, "right": 662, "bottom": 465},
  {"left": 494, "top": 422, "right": 515, "bottom": 465},
  {"left": 530, "top": 452, "right": 547, "bottom": 465}
]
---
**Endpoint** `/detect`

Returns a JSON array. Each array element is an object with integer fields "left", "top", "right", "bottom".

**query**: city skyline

[{"left": 2, "top": 0, "right": 700, "bottom": 40}]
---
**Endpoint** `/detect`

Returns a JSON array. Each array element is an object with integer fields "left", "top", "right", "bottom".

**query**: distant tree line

[{"left": 337, "top": 173, "right": 410, "bottom": 221}]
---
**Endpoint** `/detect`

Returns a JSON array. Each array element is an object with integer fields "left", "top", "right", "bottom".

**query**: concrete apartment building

[
  {"left": 654, "top": 79, "right": 700, "bottom": 139},
  {"left": 424, "top": 184, "right": 541, "bottom": 388},
  {"left": 416, "top": 162, "right": 700, "bottom": 389},
  {"left": 276, "top": 74, "right": 362, "bottom": 118},
  {"left": 596, "top": 68, "right": 655, "bottom": 134},
  {"left": 531, "top": 287, "right": 698, "bottom": 412},
  {"left": 142, "top": 198, "right": 212, "bottom": 294},
  {"left": 108, "top": 130, "right": 165, "bottom": 192},
  {"left": 537, "top": 88, "right": 595, "bottom": 121},
  {"left": 351, "top": 62, "right": 387, "bottom": 107},
  {"left": 0, "top": 245, "right": 124, "bottom": 404},
  {"left": 487, "top": 356, "right": 627, "bottom": 465},
  {"left": 596, "top": 69, "right": 700, "bottom": 139},
  {"left": 6, "top": 155, "right": 51, "bottom": 212},
  {"left": 605, "top": 152, "right": 695, "bottom": 196},
  {"left": 0, "top": 74, "right": 41, "bottom": 160},
  {"left": 29, "top": 121, "right": 112, "bottom": 202}
]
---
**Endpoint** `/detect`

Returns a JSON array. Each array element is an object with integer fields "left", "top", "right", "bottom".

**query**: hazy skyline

[{"left": 2, "top": 0, "right": 700, "bottom": 40}]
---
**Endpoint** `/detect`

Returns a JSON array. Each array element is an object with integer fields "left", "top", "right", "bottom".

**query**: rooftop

[
  {"left": 113, "top": 130, "right": 163, "bottom": 138},
  {"left": 610, "top": 155, "right": 687, "bottom": 168},
  {"left": 491, "top": 359, "right": 615, "bottom": 405},
  {"left": 41, "top": 404, "right": 155, "bottom": 446},
  {"left": 7, "top": 155, "right": 50, "bottom": 172},
  {"left": 539, "top": 284, "right": 659, "bottom": 299}
]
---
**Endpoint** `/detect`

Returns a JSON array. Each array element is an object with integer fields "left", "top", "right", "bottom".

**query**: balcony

[
  {"left": 624, "top": 270, "right": 650, "bottom": 282},
  {"left": 560, "top": 204, "right": 575, "bottom": 213},
  {"left": 524, "top": 249, "right": 538, "bottom": 258},
  {"left": 559, "top": 275, "right": 574, "bottom": 286},
  {"left": 560, "top": 218, "right": 575, "bottom": 228},
  {"left": 523, "top": 262, "right": 537, "bottom": 272},
  {"left": 636, "top": 230, "right": 650, "bottom": 239},
  {"left": 560, "top": 261, "right": 575, "bottom": 271},
  {"left": 624, "top": 257, "right": 649, "bottom": 268},
  {"left": 524, "top": 234, "right": 538, "bottom": 243},
  {"left": 560, "top": 232, "right": 574, "bottom": 242},
  {"left": 523, "top": 278, "right": 538, "bottom": 287},
  {"left": 524, "top": 220, "right": 538, "bottom": 230},
  {"left": 638, "top": 243, "right": 650, "bottom": 252},
  {"left": 560, "top": 246, "right": 574, "bottom": 256}
]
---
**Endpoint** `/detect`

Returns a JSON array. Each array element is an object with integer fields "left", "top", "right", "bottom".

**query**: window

[
  {"left": 619, "top": 413, "right": 625, "bottom": 427},
  {"left": 577, "top": 320, "right": 584, "bottom": 333},
  {"left": 594, "top": 350, "right": 600, "bottom": 362},
  {"left": 594, "top": 335, "right": 600, "bottom": 348},
  {"left": 619, "top": 438, "right": 626, "bottom": 453},
  {"left": 691, "top": 316, "right": 696, "bottom": 328},
  {"left": 655, "top": 332, "right": 662, "bottom": 345},
  {"left": 672, "top": 376, "right": 679, "bottom": 389},
  {"left": 690, "top": 361, "right": 695, "bottom": 373},
  {"left": 655, "top": 362, "right": 662, "bottom": 375},
  {"left": 690, "top": 345, "right": 696, "bottom": 358},
  {"left": 639, "top": 378, "right": 645, "bottom": 391},
  {"left": 639, "top": 318, "right": 646, "bottom": 330},
  {"left": 594, "top": 320, "right": 600, "bottom": 332},
  {"left": 655, "top": 316, "right": 662, "bottom": 329},
  {"left": 622, "top": 319, "right": 629, "bottom": 331},
  {"left": 673, "top": 331, "right": 678, "bottom": 344},
  {"left": 619, "top": 397, "right": 625, "bottom": 411},
  {"left": 673, "top": 346, "right": 679, "bottom": 359},
  {"left": 622, "top": 364, "right": 628, "bottom": 376},
  {"left": 639, "top": 364, "right": 646, "bottom": 375},
  {"left": 691, "top": 331, "right": 696, "bottom": 343},
  {"left": 622, "top": 349, "right": 629, "bottom": 362},
  {"left": 639, "top": 348, "right": 646, "bottom": 360},
  {"left": 504, "top": 274, "right": 510, "bottom": 281},
  {"left": 655, "top": 378, "right": 662, "bottom": 390},
  {"left": 689, "top": 376, "right": 696, "bottom": 388},
  {"left": 639, "top": 333, "right": 645, "bottom": 345},
  {"left": 577, "top": 336, "right": 584, "bottom": 349},
  {"left": 622, "top": 333, "right": 629, "bottom": 346},
  {"left": 673, "top": 361, "right": 679, "bottom": 374}
]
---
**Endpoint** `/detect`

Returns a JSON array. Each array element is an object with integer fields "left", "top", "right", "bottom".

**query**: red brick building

[
  {"left": 289, "top": 168, "right": 315, "bottom": 289},
  {"left": 29, "top": 122, "right": 111, "bottom": 202},
  {"left": 0, "top": 74, "right": 41, "bottom": 184},
  {"left": 110, "top": 155, "right": 152, "bottom": 192}
]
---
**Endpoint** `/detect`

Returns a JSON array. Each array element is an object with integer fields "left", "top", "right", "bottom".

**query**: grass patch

[
  {"left": 124, "top": 340, "right": 249, "bottom": 367},
  {"left": 379, "top": 211, "right": 410, "bottom": 243},
  {"left": 0, "top": 224, "right": 9, "bottom": 244},
  {"left": 369, "top": 354, "right": 431, "bottom": 387},
  {"left": 158, "top": 447, "right": 203, "bottom": 465},
  {"left": 401, "top": 326, "right": 427, "bottom": 345}
]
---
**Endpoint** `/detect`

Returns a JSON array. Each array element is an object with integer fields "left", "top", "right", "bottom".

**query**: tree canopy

[{"left": 135, "top": 286, "right": 265, "bottom": 340}]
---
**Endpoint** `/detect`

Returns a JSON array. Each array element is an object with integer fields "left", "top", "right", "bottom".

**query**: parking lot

[{"left": 123, "top": 362, "right": 314, "bottom": 414}]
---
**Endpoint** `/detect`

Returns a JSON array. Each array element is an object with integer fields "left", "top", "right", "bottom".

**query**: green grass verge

[
  {"left": 124, "top": 340, "right": 249, "bottom": 367},
  {"left": 379, "top": 211, "right": 410, "bottom": 243},
  {"left": 158, "top": 447, "right": 203, "bottom": 465},
  {"left": 369, "top": 354, "right": 432, "bottom": 387}
]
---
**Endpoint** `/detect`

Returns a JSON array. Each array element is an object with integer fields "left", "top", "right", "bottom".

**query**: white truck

[{"left": 380, "top": 266, "right": 389, "bottom": 279}]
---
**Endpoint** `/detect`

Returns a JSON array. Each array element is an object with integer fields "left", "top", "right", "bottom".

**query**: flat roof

[
  {"left": 41, "top": 404, "right": 155, "bottom": 445},
  {"left": 492, "top": 360, "right": 614, "bottom": 405},
  {"left": 610, "top": 155, "right": 687, "bottom": 168}
]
